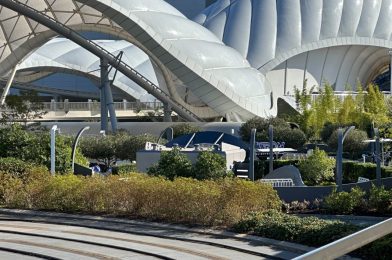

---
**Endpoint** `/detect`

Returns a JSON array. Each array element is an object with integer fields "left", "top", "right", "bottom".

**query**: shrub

[
  {"left": 328, "top": 129, "right": 368, "bottom": 158},
  {"left": 193, "top": 151, "right": 227, "bottom": 180},
  {"left": 147, "top": 148, "right": 193, "bottom": 180},
  {"left": 1, "top": 173, "right": 281, "bottom": 226},
  {"left": 113, "top": 163, "right": 137, "bottom": 174},
  {"left": 298, "top": 148, "right": 335, "bottom": 185},
  {"left": 239, "top": 117, "right": 306, "bottom": 149},
  {"left": 81, "top": 133, "right": 157, "bottom": 168},
  {"left": 171, "top": 123, "right": 201, "bottom": 138},
  {"left": 342, "top": 162, "right": 392, "bottom": 183},
  {"left": 273, "top": 127, "right": 307, "bottom": 149},
  {"left": 233, "top": 210, "right": 359, "bottom": 247},
  {"left": 368, "top": 185, "right": 392, "bottom": 213},
  {"left": 0, "top": 125, "right": 87, "bottom": 173},
  {"left": 324, "top": 187, "right": 365, "bottom": 214},
  {"left": 118, "top": 134, "right": 158, "bottom": 161}
]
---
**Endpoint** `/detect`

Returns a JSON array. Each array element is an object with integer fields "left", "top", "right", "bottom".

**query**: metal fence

[{"left": 35, "top": 101, "right": 164, "bottom": 112}]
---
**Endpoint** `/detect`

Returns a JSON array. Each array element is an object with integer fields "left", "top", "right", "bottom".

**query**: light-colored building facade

[{"left": 0, "top": 0, "right": 390, "bottom": 122}]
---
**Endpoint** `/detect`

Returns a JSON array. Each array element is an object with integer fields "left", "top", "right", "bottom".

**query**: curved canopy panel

[
  {"left": 17, "top": 38, "right": 159, "bottom": 102},
  {"left": 196, "top": 0, "right": 392, "bottom": 94},
  {"left": 0, "top": 0, "right": 276, "bottom": 121}
]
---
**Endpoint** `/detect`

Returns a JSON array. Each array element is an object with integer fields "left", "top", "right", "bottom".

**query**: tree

[
  {"left": 147, "top": 148, "right": 193, "bottom": 180},
  {"left": 193, "top": 151, "right": 227, "bottom": 180},
  {"left": 116, "top": 133, "right": 157, "bottom": 161},
  {"left": 171, "top": 123, "right": 201, "bottom": 138},
  {"left": 0, "top": 125, "right": 87, "bottom": 172},
  {"left": 1, "top": 90, "right": 46, "bottom": 126},
  {"left": 239, "top": 117, "right": 306, "bottom": 149},
  {"left": 298, "top": 148, "right": 335, "bottom": 186},
  {"left": 80, "top": 135, "right": 117, "bottom": 169},
  {"left": 328, "top": 129, "right": 368, "bottom": 158},
  {"left": 363, "top": 84, "right": 389, "bottom": 127}
]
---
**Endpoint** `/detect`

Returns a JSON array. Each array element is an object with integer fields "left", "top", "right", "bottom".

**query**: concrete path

[{"left": 0, "top": 209, "right": 311, "bottom": 260}]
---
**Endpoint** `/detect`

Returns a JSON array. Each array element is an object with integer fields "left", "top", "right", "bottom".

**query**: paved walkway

[{"left": 0, "top": 209, "right": 309, "bottom": 260}]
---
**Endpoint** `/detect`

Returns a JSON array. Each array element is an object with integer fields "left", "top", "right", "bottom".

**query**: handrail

[
  {"left": 1, "top": 0, "right": 203, "bottom": 122},
  {"left": 293, "top": 218, "right": 392, "bottom": 260}
]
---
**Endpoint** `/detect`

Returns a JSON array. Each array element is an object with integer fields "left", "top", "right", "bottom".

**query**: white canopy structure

[
  {"left": 0, "top": 0, "right": 275, "bottom": 121},
  {"left": 195, "top": 0, "right": 392, "bottom": 99},
  {"left": 17, "top": 38, "right": 159, "bottom": 103}
]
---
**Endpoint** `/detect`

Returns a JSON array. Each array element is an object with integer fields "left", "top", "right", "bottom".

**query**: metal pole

[
  {"left": 248, "top": 128, "right": 256, "bottom": 181},
  {"left": 163, "top": 103, "right": 172, "bottom": 122},
  {"left": 375, "top": 128, "right": 382, "bottom": 186},
  {"left": 71, "top": 126, "right": 90, "bottom": 173},
  {"left": 50, "top": 125, "right": 58, "bottom": 176},
  {"left": 336, "top": 126, "right": 355, "bottom": 191},
  {"left": 336, "top": 129, "right": 343, "bottom": 191},
  {"left": 269, "top": 125, "right": 274, "bottom": 174},
  {"left": 100, "top": 70, "right": 108, "bottom": 133},
  {"left": 0, "top": 65, "right": 18, "bottom": 106},
  {"left": 101, "top": 59, "right": 118, "bottom": 133},
  {"left": 389, "top": 49, "right": 392, "bottom": 95}
]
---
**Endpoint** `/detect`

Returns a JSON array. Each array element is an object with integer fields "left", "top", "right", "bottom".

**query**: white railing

[
  {"left": 260, "top": 178, "right": 294, "bottom": 187},
  {"left": 4, "top": 101, "right": 164, "bottom": 112},
  {"left": 294, "top": 218, "right": 392, "bottom": 260}
]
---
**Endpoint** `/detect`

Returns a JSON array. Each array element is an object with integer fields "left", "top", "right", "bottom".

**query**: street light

[
  {"left": 336, "top": 126, "right": 355, "bottom": 192},
  {"left": 50, "top": 125, "right": 60, "bottom": 175},
  {"left": 71, "top": 126, "right": 90, "bottom": 173}
]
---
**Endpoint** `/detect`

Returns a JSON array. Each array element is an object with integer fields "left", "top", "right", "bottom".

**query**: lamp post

[
  {"left": 374, "top": 128, "right": 382, "bottom": 187},
  {"left": 71, "top": 126, "right": 90, "bottom": 173},
  {"left": 248, "top": 128, "right": 257, "bottom": 181},
  {"left": 389, "top": 49, "right": 392, "bottom": 95},
  {"left": 50, "top": 125, "right": 59, "bottom": 176},
  {"left": 269, "top": 125, "right": 274, "bottom": 174},
  {"left": 336, "top": 126, "right": 355, "bottom": 192}
]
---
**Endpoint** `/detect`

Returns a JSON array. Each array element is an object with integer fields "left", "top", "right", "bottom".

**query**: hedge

[
  {"left": 0, "top": 173, "right": 281, "bottom": 226},
  {"left": 233, "top": 210, "right": 391, "bottom": 260},
  {"left": 252, "top": 160, "right": 392, "bottom": 184},
  {"left": 342, "top": 162, "right": 392, "bottom": 183}
]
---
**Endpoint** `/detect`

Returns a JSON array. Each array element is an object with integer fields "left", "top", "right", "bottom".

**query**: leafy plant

[
  {"left": 328, "top": 129, "right": 368, "bottom": 158},
  {"left": 171, "top": 123, "right": 201, "bottom": 138},
  {"left": 298, "top": 148, "right": 335, "bottom": 185},
  {"left": 0, "top": 90, "right": 47, "bottom": 126},
  {"left": 233, "top": 210, "right": 359, "bottom": 247},
  {"left": 193, "top": 151, "right": 227, "bottom": 180},
  {"left": 324, "top": 187, "right": 365, "bottom": 214},
  {"left": 368, "top": 185, "right": 392, "bottom": 213},
  {"left": 147, "top": 148, "right": 193, "bottom": 180}
]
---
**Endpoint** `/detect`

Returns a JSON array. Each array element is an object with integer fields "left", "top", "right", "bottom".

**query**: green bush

[
  {"left": 273, "top": 127, "right": 307, "bottom": 149},
  {"left": 328, "top": 129, "right": 368, "bottom": 158},
  {"left": 0, "top": 157, "right": 37, "bottom": 178},
  {"left": 116, "top": 133, "right": 158, "bottom": 161},
  {"left": 1, "top": 173, "right": 281, "bottom": 226},
  {"left": 239, "top": 117, "right": 306, "bottom": 149},
  {"left": 0, "top": 125, "right": 87, "bottom": 173},
  {"left": 368, "top": 185, "right": 392, "bottom": 213},
  {"left": 80, "top": 133, "right": 158, "bottom": 168},
  {"left": 233, "top": 210, "right": 359, "bottom": 247},
  {"left": 342, "top": 162, "right": 392, "bottom": 183},
  {"left": 147, "top": 148, "right": 193, "bottom": 180},
  {"left": 193, "top": 151, "right": 227, "bottom": 180},
  {"left": 324, "top": 187, "right": 366, "bottom": 214},
  {"left": 171, "top": 123, "right": 201, "bottom": 138},
  {"left": 298, "top": 148, "right": 335, "bottom": 185},
  {"left": 113, "top": 164, "right": 137, "bottom": 174}
]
